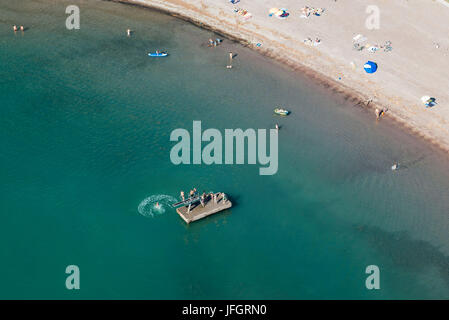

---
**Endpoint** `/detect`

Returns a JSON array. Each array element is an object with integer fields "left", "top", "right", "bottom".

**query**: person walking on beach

[
  {"left": 13, "top": 25, "right": 17, "bottom": 32},
  {"left": 20, "top": 25, "right": 24, "bottom": 31}
]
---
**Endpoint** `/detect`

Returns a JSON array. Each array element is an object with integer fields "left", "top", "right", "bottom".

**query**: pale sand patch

[{"left": 117, "top": 0, "right": 449, "bottom": 152}]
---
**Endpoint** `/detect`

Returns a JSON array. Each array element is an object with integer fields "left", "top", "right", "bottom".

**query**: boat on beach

[{"left": 274, "top": 107, "right": 290, "bottom": 116}]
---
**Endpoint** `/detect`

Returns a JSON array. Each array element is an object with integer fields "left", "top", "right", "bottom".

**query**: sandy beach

[{"left": 116, "top": 0, "right": 449, "bottom": 152}]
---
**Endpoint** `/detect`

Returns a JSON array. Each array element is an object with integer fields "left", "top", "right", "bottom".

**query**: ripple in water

[{"left": 138, "top": 194, "right": 178, "bottom": 218}]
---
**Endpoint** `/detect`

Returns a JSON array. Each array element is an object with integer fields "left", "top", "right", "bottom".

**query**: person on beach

[
  {"left": 20, "top": 25, "right": 24, "bottom": 31},
  {"left": 275, "top": 124, "right": 279, "bottom": 131},
  {"left": 13, "top": 25, "right": 18, "bottom": 32},
  {"left": 375, "top": 108, "right": 381, "bottom": 119},
  {"left": 375, "top": 108, "right": 385, "bottom": 120},
  {"left": 127, "top": 29, "right": 131, "bottom": 36}
]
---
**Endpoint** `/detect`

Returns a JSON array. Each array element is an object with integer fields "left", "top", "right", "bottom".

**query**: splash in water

[{"left": 138, "top": 194, "right": 177, "bottom": 218}]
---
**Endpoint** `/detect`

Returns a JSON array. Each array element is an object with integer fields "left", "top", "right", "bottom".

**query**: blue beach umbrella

[{"left": 364, "top": 61, "right": 378, "bottom": 73}]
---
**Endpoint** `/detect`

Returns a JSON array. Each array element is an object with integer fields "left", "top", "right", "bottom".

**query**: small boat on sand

[
  {"left": 274, "top": 107, "right": 290, "bottom": 116},
  {"left": 148, "top": 51, "right": 168, "bottom": 57}
]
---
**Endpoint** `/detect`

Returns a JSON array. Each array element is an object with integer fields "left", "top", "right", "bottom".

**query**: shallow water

[{"left": 0, "top": 0, "right": 448, "bottom": 299}]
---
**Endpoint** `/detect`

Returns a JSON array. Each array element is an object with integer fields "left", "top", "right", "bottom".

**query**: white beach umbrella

[
  {"left": 269, "top": 8, "right": 279, "bottom": 14},
  {"left": 275, "top": 10, "right": 285, "bottom": 16},
  {"left": 421, "top": 96, "right": 431, "bottom": 103}
]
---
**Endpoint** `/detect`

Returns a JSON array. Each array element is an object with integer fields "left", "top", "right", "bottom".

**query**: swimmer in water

[
  {"left": 391, "top": 162, "right": 399, "bottom": 171},
  {"left": 155, "top": 202, "right": 160, "bottom": 209},
  {"left": 275, "top": 124, "right": 279, "bottom": 131}
]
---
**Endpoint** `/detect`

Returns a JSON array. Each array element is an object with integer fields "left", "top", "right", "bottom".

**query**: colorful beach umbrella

[{"left": 364, "top": 61, "right": 378, "bottom": 73}]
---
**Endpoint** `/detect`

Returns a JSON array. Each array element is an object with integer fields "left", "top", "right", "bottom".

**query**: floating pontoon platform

[{"left": 176, "top": 193, "right": 232, "bottom": 224}]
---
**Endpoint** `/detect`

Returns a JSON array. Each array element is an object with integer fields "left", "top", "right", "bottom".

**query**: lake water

[{"left": 0, "top": 0, "right": 448, "bottom": 299}]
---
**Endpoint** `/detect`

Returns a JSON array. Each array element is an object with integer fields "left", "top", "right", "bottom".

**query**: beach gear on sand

[
  {"left": 234, "top": 8, "right": 252, "bottom": 20},
  {"left": 269, "top": 8, "right": 289, "bottom": 18},
  {"left": 353, "top": 34, "right": 367, "bottom": 43},
  {"left": 421, "top": 96, "right": 437, "bottom": 107},
  {"left": 148, "top": 52, "right": 168, "bottom": 57},
  {"left": 269, "top": 8, "right": 279, "bottom": 15},
  {"left": 275, "top": 9, "right": 289, "bottom": 18},
  {"left": 274, "top": 108, "right": 290, "bottom": 116},
  {"left": 364, "top": 61, "right": 378, "bottom": 73}
]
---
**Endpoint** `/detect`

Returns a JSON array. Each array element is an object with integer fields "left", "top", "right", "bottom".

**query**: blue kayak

[{"left": 148, "top": 52, "right": 168, "bottom": 57}]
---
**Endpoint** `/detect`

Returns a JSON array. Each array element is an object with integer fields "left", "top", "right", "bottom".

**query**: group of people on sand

[
  {"left": 375, "top": 107, "right": 388, "bottom": 120},
  {"left": 13, "top": 25, "right": 25, "bottom": 32},
  {"left": 303, "top": 37, "right": 321, "bottom": 46},
  {"left": 300, "top": 6, "right": 325, "bottom": 18}
]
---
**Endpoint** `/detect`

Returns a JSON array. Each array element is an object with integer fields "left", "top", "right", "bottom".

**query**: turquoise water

[{"left": 1, "top": 0, "right": 449, "bottom": 299}]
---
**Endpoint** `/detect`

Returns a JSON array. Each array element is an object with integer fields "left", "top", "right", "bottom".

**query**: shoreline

[{"left": 112, "top": 0, "right": 449, "bottom": 155}]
